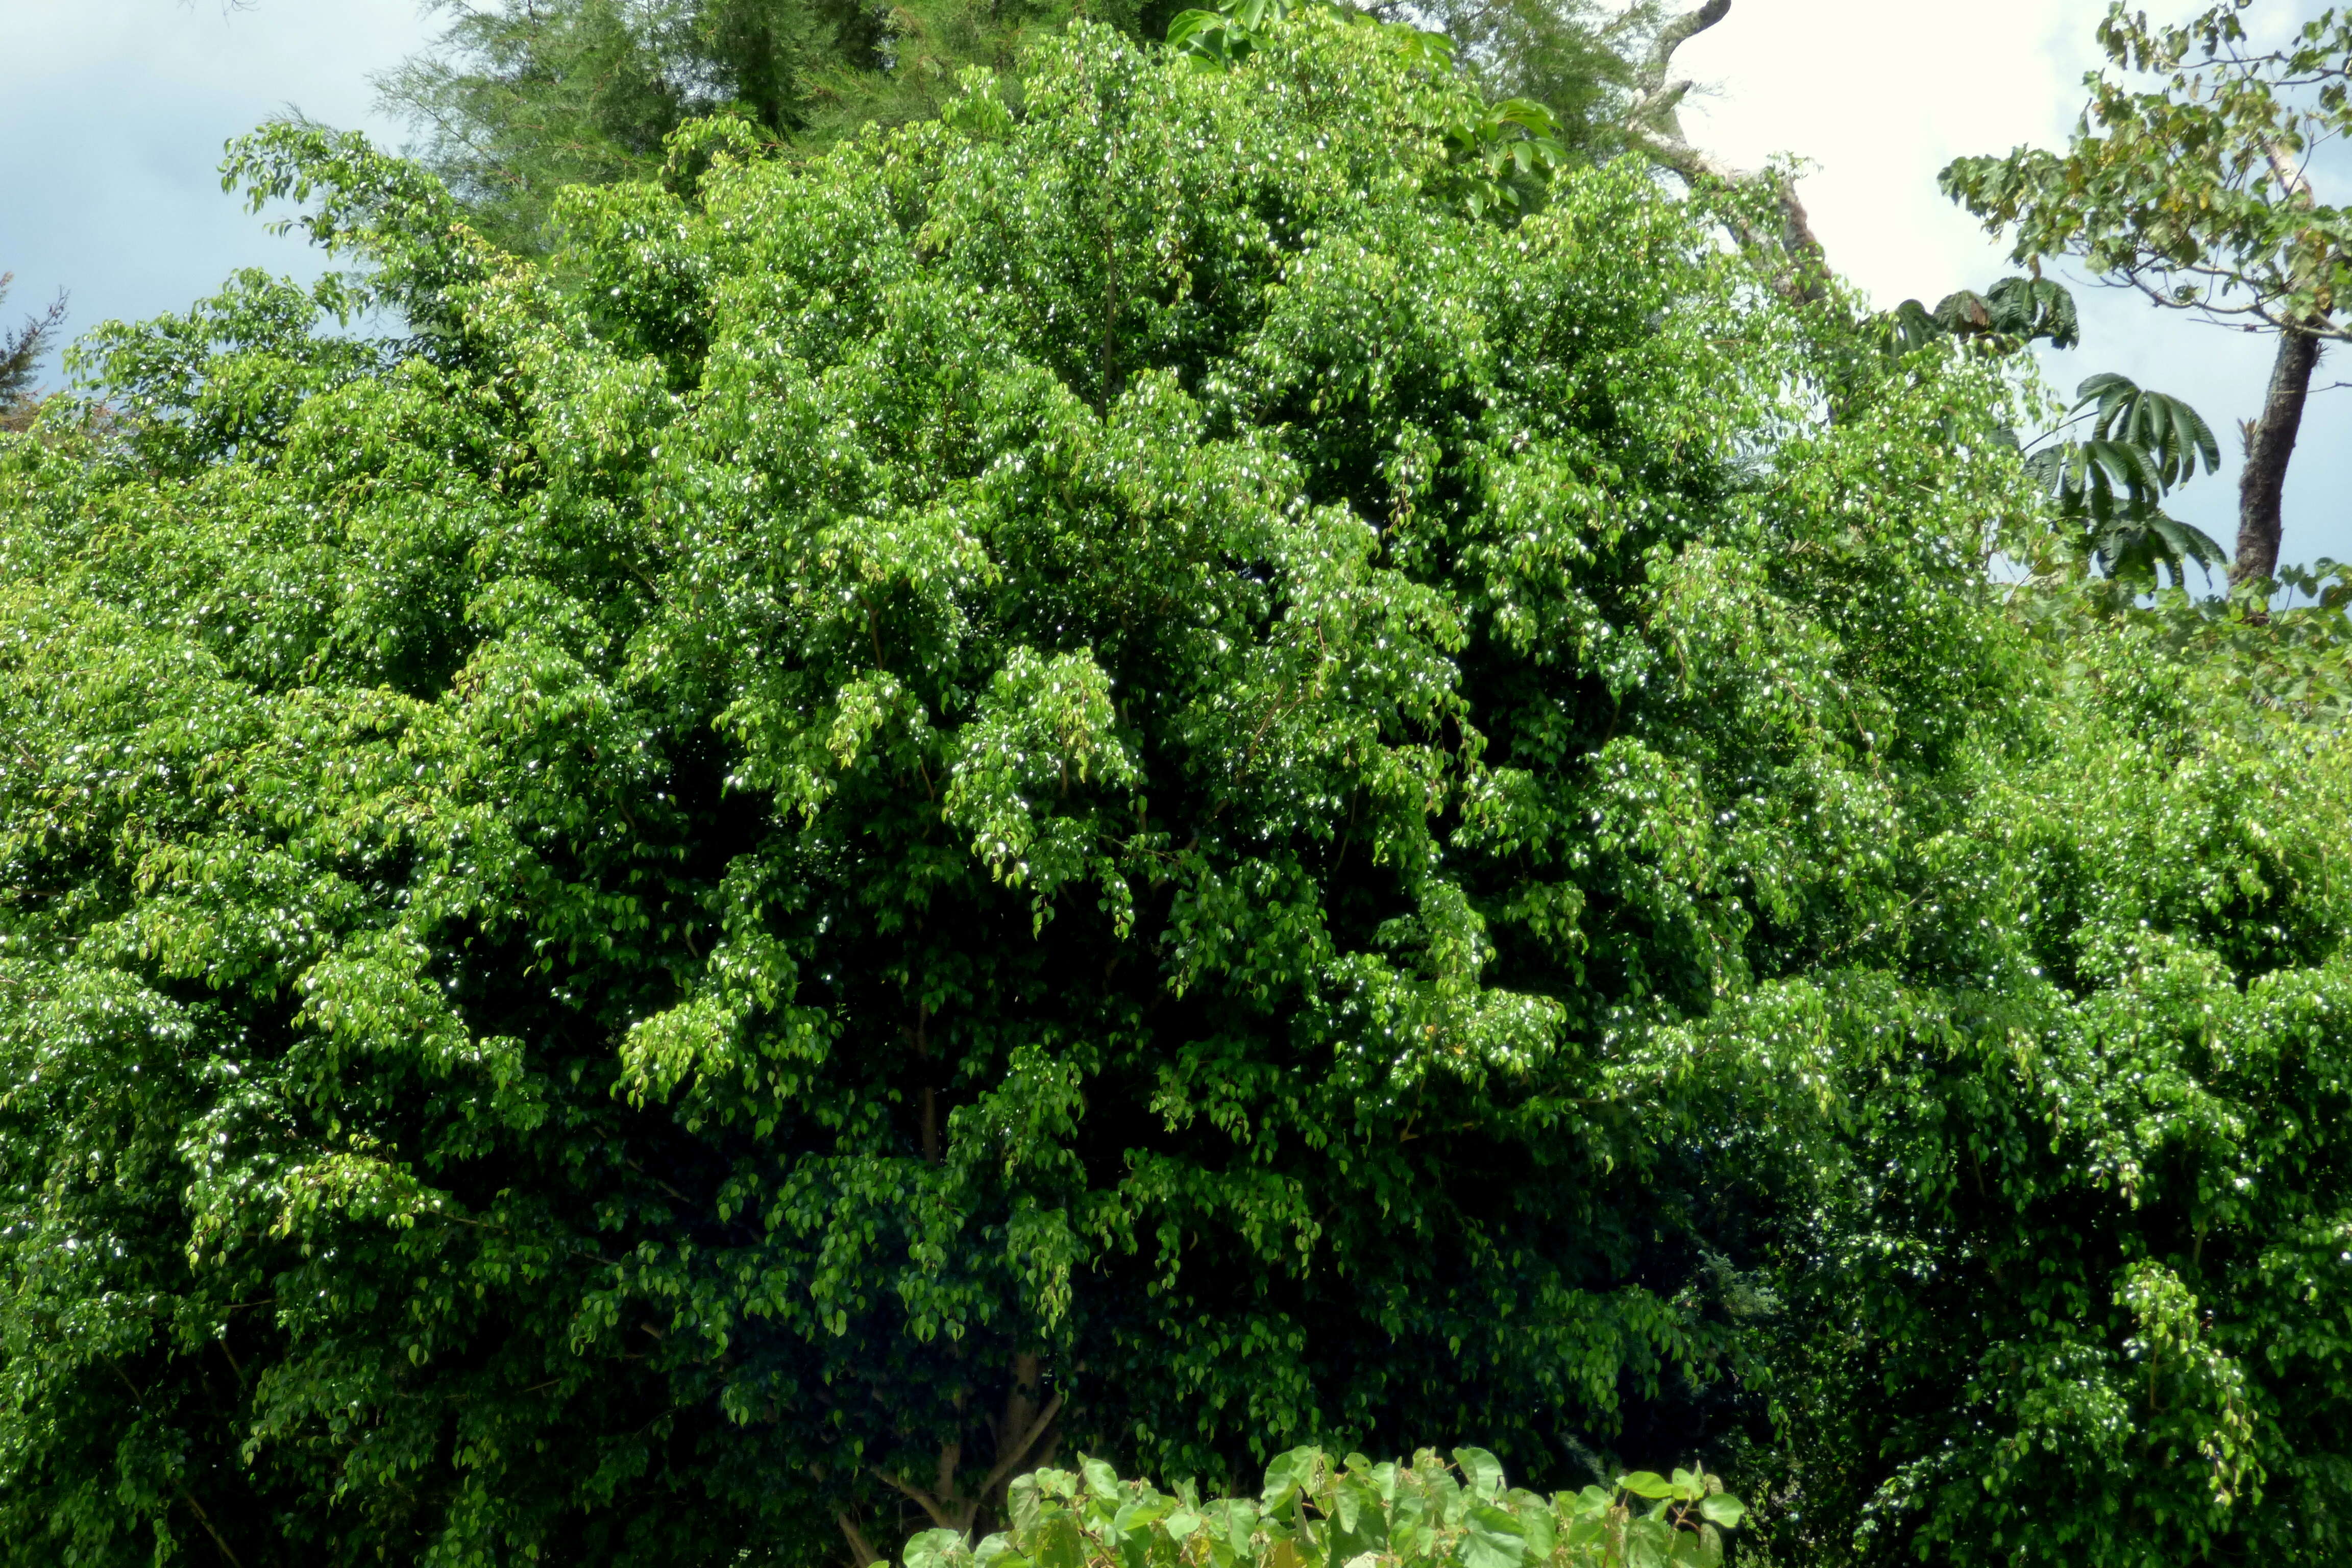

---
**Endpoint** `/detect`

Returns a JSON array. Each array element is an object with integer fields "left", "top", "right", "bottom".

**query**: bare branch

[
  {"left": 1635, "top": 0, "right": 1729, "bottom": 102},
  {"left": 871, "top": 1465, "right": 960, "bottom": 1530}
]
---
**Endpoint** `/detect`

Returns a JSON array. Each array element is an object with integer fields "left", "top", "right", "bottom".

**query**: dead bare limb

[{"left": 1623, "top": 1, "right": 1827, "bottom": 304}]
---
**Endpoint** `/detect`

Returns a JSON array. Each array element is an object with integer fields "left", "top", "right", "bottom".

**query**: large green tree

[{"left": 1, "top": 15, "right": 2033, "bottom": 1564}]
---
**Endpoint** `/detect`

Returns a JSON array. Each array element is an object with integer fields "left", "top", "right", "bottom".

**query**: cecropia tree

[{"left": 1944, "top": 0, "right": 2352, "bottom": 584}]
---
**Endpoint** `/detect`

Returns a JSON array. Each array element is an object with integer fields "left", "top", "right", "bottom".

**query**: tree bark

[{"left": 2232, "top": 327, "right": 2322, "bottom": 587}]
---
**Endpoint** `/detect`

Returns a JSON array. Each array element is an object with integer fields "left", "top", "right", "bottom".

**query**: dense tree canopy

[
  {"left": 376, "top": 0, "right": 1141, "bottom": 249},
  {"left": 5, "top": 9, "right": 2352, "bottom": 1568}
]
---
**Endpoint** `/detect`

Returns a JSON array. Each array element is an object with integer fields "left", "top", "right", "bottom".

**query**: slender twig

[{"left": 176, "top": 1486, "right": 246, "bottom": 1568}]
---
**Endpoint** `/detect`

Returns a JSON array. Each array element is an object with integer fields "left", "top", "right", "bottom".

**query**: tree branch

[
  {"left": 1634, "top": 0, "right": 1729, "bottom": 105},
  {"left": 871, "top": 1465, "right": 961, "bottom": 1530},
  {"left": 979, "top": 1389, "right": 1065, "bottom": 1498},
  {"left": 1622, "top": 1, "right": 1827, "bottom": 304},
  {"left": 176, "top": 1487, "right": 246, "bottom": 1568},
  {"left": 837, "top": 1511, "right": 885, "bottom": 1568}
]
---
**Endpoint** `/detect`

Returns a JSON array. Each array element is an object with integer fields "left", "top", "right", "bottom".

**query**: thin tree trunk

[{"left": 2232, "top": 327, "right": 2322, "bottom": 587}]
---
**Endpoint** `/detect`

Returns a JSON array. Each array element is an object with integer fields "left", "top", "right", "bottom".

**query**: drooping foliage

[{"left": 6, "top": 11, "right": 2352, "bottom": 1568}]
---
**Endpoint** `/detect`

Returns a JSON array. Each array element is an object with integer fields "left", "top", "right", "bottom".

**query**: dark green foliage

[
  {"left": 2021, "top": 372, "right": 2227, "bottom": 585},
  {"left": 1885, "top": 274, "right": 2079, "bottom": 355},
  {"left": 1397, "top": 0, "right": 1645, "bottom": 162},
  {"left": 1166, "top": 0, "right": 1570, "bottom": 220}
]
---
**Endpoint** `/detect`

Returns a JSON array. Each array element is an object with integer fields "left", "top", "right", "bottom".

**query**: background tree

[
  {"left": 0, "top": 272, "right": 67, "bottom": 432},
  {"left": 1943, "top": 0, "right": 2352, "bottom": 587},
  {"left": 380, "top": 0, "right": 1645, "bottom": 250},
  {"left": 375, "top": 0, "right": 1137, "bottom": 250},
  {"left": 1403, "top": 0, "right": 1651, "bottom": 162}
]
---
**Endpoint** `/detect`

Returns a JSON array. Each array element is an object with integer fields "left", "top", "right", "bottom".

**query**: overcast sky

[{"left": 3, "top": 0, "right": 2345, "bottom": 569}]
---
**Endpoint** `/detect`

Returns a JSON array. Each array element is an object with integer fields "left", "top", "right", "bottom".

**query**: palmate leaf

[
  {"left": 2021, "top": 371, "right": 2225, "bottom": 583},
  {"left": 2093, "top": 510, "right": 2230, "bottom": 588},
  {"left": 2074, "top": 371, "right": 2220, "bottom": 488},
  {"left": 1885, "top": 275, "right": 2080, "bottom": 354},
  {"left": 1976, "top": 275, "right": 2080, "bottom": 348},
  {"left": 2026, "top": 435, "right": 2166, "bottom": 524}
]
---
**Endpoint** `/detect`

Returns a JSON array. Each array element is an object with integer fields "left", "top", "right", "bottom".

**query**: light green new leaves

[
  {"left": 945, "top": 647, "right": 1141, "bottom": 927},
  {"left": 942, "top": 1450, "right": 1740, "bottom": 1568}
]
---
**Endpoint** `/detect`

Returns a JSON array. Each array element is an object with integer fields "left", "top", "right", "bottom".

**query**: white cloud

[{"left": 0, "top": 1, "right": 437, "bottom": 366}]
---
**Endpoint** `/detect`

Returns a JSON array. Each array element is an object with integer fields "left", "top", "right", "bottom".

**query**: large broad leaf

[
  {"left": 1461, "top": 1501, "right": 1529, "bottom": 1568},
  {"left": 1697, "top": 1494, "right": 1746, "bottom": 1529},
  {"left": 1261, "top": 1447, "right": 1322, "bottom": 1514},
  {"left": 1451, "top": 1447, "right": 1506, "bottom": 1500},
  {"left": 908, "top": 1530, "right": 969, "bottom": 1568}
]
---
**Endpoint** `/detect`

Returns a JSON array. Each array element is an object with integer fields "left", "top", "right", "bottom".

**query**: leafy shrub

[{"left": 904, "top": 1450, "right": 1745, "bottom": 1568}]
